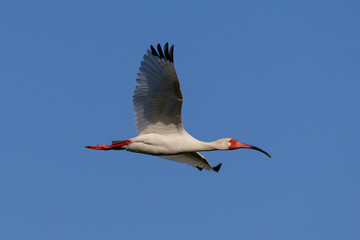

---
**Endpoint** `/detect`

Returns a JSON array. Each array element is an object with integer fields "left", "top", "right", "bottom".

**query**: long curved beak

[
  {"left": 234, "top": 142, "right": 271, "bottom": 158},
  {"left": 250, "top": 145, "right": 272, "bottom": 158}
]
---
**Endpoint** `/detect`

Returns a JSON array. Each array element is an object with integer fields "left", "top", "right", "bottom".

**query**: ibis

[{"left": 86, "top": 43, "right": 271, "bottom": 172}]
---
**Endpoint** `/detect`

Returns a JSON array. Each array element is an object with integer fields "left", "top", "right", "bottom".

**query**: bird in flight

[{"left": 86, "top": 43, "right": 271, "bottom": 172}]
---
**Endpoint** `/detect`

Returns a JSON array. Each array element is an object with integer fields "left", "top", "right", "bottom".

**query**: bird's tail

[{"left": 112, "top": 140, "right": 130, "bottom": 145}]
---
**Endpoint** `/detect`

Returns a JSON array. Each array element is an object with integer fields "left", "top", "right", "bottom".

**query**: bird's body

[
  {"left": 125, "top": 133, "right": 229, "bottom": 155},
  {"left": 86, "top": 43, "right": 271, "bottom": 172}
]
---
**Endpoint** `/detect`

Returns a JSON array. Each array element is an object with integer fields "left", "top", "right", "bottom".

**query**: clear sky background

[{"left": 1, "top": 0, "right": 359, "bottom": 239}]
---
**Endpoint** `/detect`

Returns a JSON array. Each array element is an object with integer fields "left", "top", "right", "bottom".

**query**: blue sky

[{"left": 1, "top": 0, "right": 359, "bottom": 239}]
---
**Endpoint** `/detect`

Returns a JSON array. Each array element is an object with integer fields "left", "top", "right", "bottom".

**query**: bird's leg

[
  {"left": 85, "top": 141, "right": 130, "bottom": 150},
  {"left": 85, "top": 144, "right": 113, "bottom": 150}
]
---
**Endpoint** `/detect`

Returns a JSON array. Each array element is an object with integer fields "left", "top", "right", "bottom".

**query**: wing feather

[
  {"left": 157, "top": 44, "right": 165, "bottom": 58},
  {"left": 133, "top": 44, "right": 183, "bottom": 135},
  {"left": 159, "top": 152, "right": 217, "bottom": 172},
  {"left": 150, "top": 45, "right": 159, "bottom": 57}
]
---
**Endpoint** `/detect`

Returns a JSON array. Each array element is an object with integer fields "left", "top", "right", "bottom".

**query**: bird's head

[{"left": 218, "top": 138, "right": 271, "bottom": 158}]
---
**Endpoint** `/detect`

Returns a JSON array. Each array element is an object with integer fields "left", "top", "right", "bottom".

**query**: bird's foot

[
  {"left": 85, "top": 141, "right": 131, "bottom": 150},
  {"left": 85, "top": 144, "right": 112, "bottom": 150}
]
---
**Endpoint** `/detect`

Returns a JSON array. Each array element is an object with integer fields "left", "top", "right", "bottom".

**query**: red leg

[{"left": 85, "top": 141, "right": 130, "bottom": 150}]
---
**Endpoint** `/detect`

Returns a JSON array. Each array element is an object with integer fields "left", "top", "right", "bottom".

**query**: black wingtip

[
  {"left": 164, "top": 42, "right": 170, "bottom": 60},
  {"left": 197, "top": 167, "right": 203, "bottom": 171},
  {"left": 157, "top": 44, "right": 165, "bottom": 58},
  {"left": 150, "top": 45, "right": 159, "bottom": 57},
  {"left": 170, "top": 45, "right": 174, "bottom": 62},
  {"left": 213, "top": 163, "right": 222, "bottom": 173},
  {"left": 149, "top": 43, "right": 174, "bottom": 63}
]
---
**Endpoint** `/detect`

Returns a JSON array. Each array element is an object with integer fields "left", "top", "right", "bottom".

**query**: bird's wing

[
  {"left": 133, "top": 43, "right": 183, "bottom": 135},
  {"left": 159, "top": 152, "right": 221, "bottom": 172}
]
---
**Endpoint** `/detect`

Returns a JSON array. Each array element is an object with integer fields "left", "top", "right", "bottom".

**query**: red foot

[
  {"left": 85, "top": 141, "right": 130, "bottom": 150},
  {"left": 85, "top": 144, "right": 112, "bottom": 150}
]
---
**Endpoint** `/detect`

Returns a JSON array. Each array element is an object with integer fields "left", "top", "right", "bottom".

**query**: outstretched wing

[
  {"left": 133, "top": 43, "right": 183, "bottom": 135},
  {"left": 159, "top": 152, "right": 222, "bottom": 172}
]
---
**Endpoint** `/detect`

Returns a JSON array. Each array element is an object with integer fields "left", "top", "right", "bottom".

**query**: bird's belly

[
  {"left": 125, "top": 142, "right": 177, "bottom": 155},
  {"left": 124, "top": 134, "right": 194, "bottom": 155}
]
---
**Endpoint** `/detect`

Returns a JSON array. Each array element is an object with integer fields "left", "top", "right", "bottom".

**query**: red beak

[{"left": 230, "top": 140, "right": 271, "bottom": 158}]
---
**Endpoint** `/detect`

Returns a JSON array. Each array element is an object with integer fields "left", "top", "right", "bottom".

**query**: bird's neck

[
  {"left": 182, "top": 132, "right": 227, "bottom": 151},
  {"left": 194, "top": 140, "right": 225, "bottom": 151}
]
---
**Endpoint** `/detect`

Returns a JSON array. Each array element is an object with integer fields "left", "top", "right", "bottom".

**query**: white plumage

[
  {"left": 86, "top": 43, "right": 271, "bottom": 172},
  {"left": 134, "top": 50, "right": 183, "bottom": 135}
]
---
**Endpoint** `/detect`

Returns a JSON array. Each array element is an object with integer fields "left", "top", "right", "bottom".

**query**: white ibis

[{"left": 86, "top": 43, "right": 271, "bottom": 172}]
